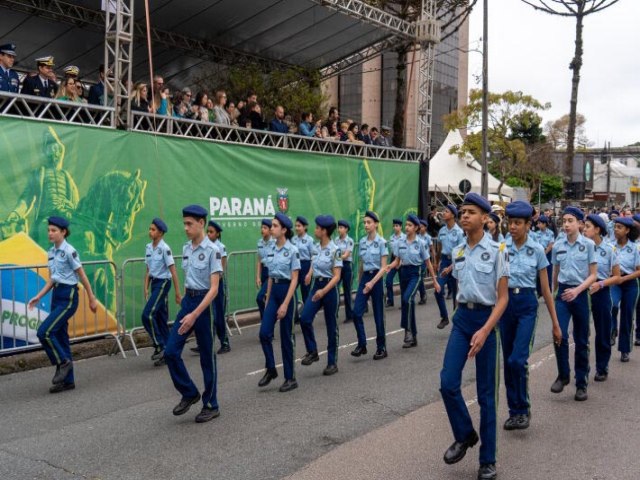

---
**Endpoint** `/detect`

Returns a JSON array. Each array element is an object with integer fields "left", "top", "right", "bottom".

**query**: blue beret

[
  {"left": 364, "top": 210, "right": 379, "bottom": 222},
  {"left": 615, "top": 217, "right": 634, "bottom": 228},
  {"left": 563, "top": 206, "right": 584, "bottom": 221},
  {"left": 505, "top": 201, "right": 534, "bottom": 219},
  {"left": 182, "top": 204, "right": 207, "bottom": 219},
  {"left": 0, "top": 43, "right": 16, "bottom": 56},
  {"left": 537, "top": 215, "right": 549, "bottom": 225},
  {"left": 406, "top": 214, "right": 420, "bottom": 226},
  {"left": 632, "top": 214, "right": 640, "bottom": 224},
  {"left": 315, "top": 215, "right": 336, "bottom": 229},
  {"left": 610, "top": 210, "right": 620, "bottom": 216},
  {"left": 261, "top": 218, "right": 272, "bottom": 228},
  {"left": 462, "top": 192, "right": 491, "bottom": 213},
  {"left": 392, "top": 218, "right": 403, "bottom": 226},
  {"left": 208, "top": 220, "right": 223, "bottom": 233},
  {"left": 586, "top": 214, "right": 607, "bottom": 234},
  {"left": 48, "top": 216, "right": 69, "bottom": 229},
  {"left": 296, "top": 216, "right": 308, "bottom": 226},
  {"left": 152, "top": 217, "right": 167, "bottom": 233},
  {"left": 338, "top": 219, "right": 350, "bottom": 230},
  {"left": 275, "top": 212, "right": 293, "bottom": 230},
  {"left": 419, "top": 219, "right": 428, "bottom": 227},
  {"left": 446, "top": 204, "right": 458, "bottom": 217},
  {"left": 488, "top": 212, "right": 501, "bottom": 225}
]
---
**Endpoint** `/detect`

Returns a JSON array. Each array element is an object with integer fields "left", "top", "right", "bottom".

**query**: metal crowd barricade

[
  {"left": 226, "top": 250, "right": 260, "bottom": 333},
  {"left": 0, "top": 261, "right": 123, "bottom": 356}
]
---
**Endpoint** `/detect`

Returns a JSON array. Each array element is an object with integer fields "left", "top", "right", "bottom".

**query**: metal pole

[
  {"left": 605, "top": 141, "right": 611, "bottom": 206},
  {"left": 480, "top": 0, "right": 489, "bottom": 197}
]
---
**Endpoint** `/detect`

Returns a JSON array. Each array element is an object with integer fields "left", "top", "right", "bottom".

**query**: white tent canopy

[{"left": 429, "top": 129, "right": 514, "bottom": 200}]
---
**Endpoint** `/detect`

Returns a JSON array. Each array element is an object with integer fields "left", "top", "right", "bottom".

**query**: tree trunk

[
  {"left": 392, "top": 44, "right": 409, "bottom": 148},
  {"left": 565, "top": 9, "right": 585, "bottom": 181}
]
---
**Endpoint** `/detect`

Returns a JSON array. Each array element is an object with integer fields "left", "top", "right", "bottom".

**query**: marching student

[
  {"left": 258, "top": 213, "right": 300, "bottom": 392},
  {"left": 300, "top": 216, "right": 343, "bottom": 375},
  {"left": 435, "top": 204, "right": 463, "bottom": 330},
  {"left": 207, "top": 220, "right": 230, "bottom": 353},
  {"left": 486, "top": 212, "right": 504, "bottom": 243},
  {"left": 256, "top": 219, "right": 274, "bottom": 320},
  {"left": 385, "top": 218, "right": 405, "bottom": 308},
  {"left": 609, "top": 217, "right": 640, "bottom": 362},
  {"left": 439, "top": 193, "right": 509, "bottom": 480},
  {"left": 292, "top": 216, "right": 315, "bottom": 322},
  {"left": 28, "top": 216, "right": 98, "bottom": 393},
  {"left": 534, "top": 215, "right": 555, "bottom": 297},
  {"left": 334, "top": 220, "right": 355, "bottom": 322},
  {"left": 584, "top": 214, "right": 620, "bottom": 381},
  {"left": 501, "top": 202, "right": 561, "bottom": 431},
  {"left": 142, "top": 218, "right": 182, "bottom": 366},
  {"left": 416, "top": 219, "right": 433, "bottom": 305},
  {"left": 550, "top": 207, "right": 597, "bottom": 401}
]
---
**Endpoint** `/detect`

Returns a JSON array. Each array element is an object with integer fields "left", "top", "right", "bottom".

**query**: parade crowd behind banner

[{"left": 0, "top": 116, "right": 419, "bottom": 349}]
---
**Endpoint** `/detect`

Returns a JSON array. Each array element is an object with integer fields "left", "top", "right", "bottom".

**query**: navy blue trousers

[
  {"left": 141, "top": 278, "right": 171, "bottom": 349},
  {"left": 554, "top": 285, "right": 590, "bottom": 388},
  {"left": 611, "top": 279, "right": 638, "bottom": 354},
  {"left": 500, "top": 289, "right": 537, "bottom": 416},
  {"left": 353, "top": 271, "right": 386, "bottom": 350},
  {"left": 339, "top": 261, "right": 354, "bottom": 320},
  {"left": 591, "top": 287, "right": 612, "bottom": 374},
  {"left": 435, "top": 256, "right": 457, "bottom": 320},
  {"left": 385, "top": 258, "right": 397, "bottom": 305},
  {"left": 260, "top": 282, "right": 296, "bottom": 380},
  {"left": 399, "top": 265, "right": 421, "bottom": 336},
  {"left": 37, "top": 284, "right": 79, "bottom": 384},
  {"left": 165, "top": 293, "right": 218, "bottom": 409},
  {"left": 213, "top": 278, "right": 229, "bottom": 348},
  {"left": 417, "top": 264, "right": 427, "bottom": 300},
  {"left": 295, "top": 260, "right": 312, "bottom": 319},
  {"left": 256, "top": 267, "right": 269, "bottom": 319},
  {"left": 440, "top": 306, "right": 498, "bottom": 465},
  {"left": 300, "top": 279, "right": 339, "bottom": 366}
]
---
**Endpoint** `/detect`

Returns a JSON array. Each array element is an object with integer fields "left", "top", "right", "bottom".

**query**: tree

[
  {"left": 370, "top": 1, "right": 478, "bottom": 147},
  {"left": 520, "top": 0, "right": 620, "bottom": 180},
  {"left": 545, "top": 113, "right": 592, "bottom": 150},
  {"left": 444, "top": 89, "right": 556, "bottom": 200}
]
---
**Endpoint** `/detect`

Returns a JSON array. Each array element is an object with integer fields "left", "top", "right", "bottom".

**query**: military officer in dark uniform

[
  {"left": 0, "top": 43, "right": 19, "bottom": 93},
  {"left": 22, "top": 56, "right": 58, "bottom": 98}
]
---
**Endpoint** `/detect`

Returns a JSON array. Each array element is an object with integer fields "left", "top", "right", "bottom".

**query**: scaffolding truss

[{"left": 104, "top": 0, "right": 133, "bottom": 125}]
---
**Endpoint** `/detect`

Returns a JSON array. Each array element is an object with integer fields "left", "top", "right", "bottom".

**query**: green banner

[{"left": 0, "top": 117, "right": 418, "bottom": 343}]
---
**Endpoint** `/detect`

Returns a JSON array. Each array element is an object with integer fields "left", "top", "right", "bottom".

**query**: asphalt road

[{"left": 0, "top": 293, "right": 557, "bottom": 480}]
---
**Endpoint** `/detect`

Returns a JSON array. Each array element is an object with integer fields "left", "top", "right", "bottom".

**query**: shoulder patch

[
  {"left": 166, "top": 249, "right": 171, "bottom": 256},
  {"left": 216, "top": 252, "right": 221, "bottom": 259},
  {"left": 72, "top": 251, "right": 78, "bottom": 258}
]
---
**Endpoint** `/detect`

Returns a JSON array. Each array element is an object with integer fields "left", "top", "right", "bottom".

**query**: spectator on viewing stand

[
  {"left": 0, "top": 42, "right": 19, "bottom": 93},
  {"left": 347, "top": 123, "right": 364, "bottom": 144},
  {"left": 324, "top": 107, "right": 339, "bottom": 137},
  {"left": 206, "top": 98, "right": 216, "bottom": 122},
  {"left": 152, "top": 86, "right": 170, "bottom": 115},
  {"left": 374, "top": 126, "right": 392, "bottom": 147},
  {"left": 88, "top": 64, "right": 105, "bottom": 105},
  {"left": 359, "top": 124, "right": 371, "bottom": 144},
  {"left": 213, "top": 90, "right": 231, "bottom": 126},
  {"left": 338, "top": 122, "right": 350, "bottom": 142},
  {"left": 193, "top": 91, "right": 209, "bottom": 122},
  {"left": 370, "top": 127, "right": 379, "bottom": 144},
  {"left": 22, "top": 56, "right": 58, "bottom": 98},
  {"left": 247, "top": 102, "right": 267, "bottom": 130},
  {"left": 63, "top": 65, "right": 79, "bottom": 80},
  {"left": 270, "top": 105, "right": 288, "bottom": 134},
  {"left": 148, "top": 74, "right": 163, "bottom": 103},
  {"left": 320, "top": 120, "right": 337, "bottom": 139},
  {"left": 298, "top": 112, "right": 317, "bottom": 137},
  {"left": 226, "top": 101, "right": 239, "bottom": 126},
  {"left": 131, "top": 82, "right": 151, "bottom": 113},
  {"left": 239, "top": 90, "right": 258, "bottom": 126},
  {"left": 55, "top": 77, "right": 84, "bottom": 103}
]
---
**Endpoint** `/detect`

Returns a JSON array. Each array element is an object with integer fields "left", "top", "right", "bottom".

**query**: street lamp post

[{"left": 480, "top": 0, "right": 489, "bottom": 197}]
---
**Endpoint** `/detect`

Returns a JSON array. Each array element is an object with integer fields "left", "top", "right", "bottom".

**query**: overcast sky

[{"left": 467, "top": 0, "right": 639, "bottom": 148}]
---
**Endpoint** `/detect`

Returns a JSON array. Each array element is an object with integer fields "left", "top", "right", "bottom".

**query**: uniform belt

[
  {"left": 314, "top": 277, "right": 331, "bottom": 283},
  {"left": 509, "top": 287, "right": 536, "bottom": 295},
  {"left": 458, "top": 302, "right": 492, "bottom": 311},
  {"left": 185, "top": 288, "right": 208, "bottom": 297},
  {"left": 364, "top": 269, "right": 379, "bottom": 275},
  {"left": 271, "top": 278, "right": 291, "bottom": 284},
  {"left": 558, "top": 283, "right": 579, "bottom": 289},
  {"left": 149, "top": 276, "right": 168, "bottom": 282},
  {"left": 343, "top": 260, "right": 352, "bottom": 264},
  {"left": 53, "top": 283, "right": 78, "bottom": 289}
]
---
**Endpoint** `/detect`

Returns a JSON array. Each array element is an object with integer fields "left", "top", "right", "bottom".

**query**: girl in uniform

[
  {"left": 256, "top": 219, "right": 274, "bottom": 320},
  {"left": 486, "top": 213, "right": 504, "bottom": 243},
  {"left": 292, "top": 216, "right": 315, "bottom": 322},
  {"left": 334, "top": 220, "right": 355, "bottom": 322},
  {"left": 28, "top": 216, "right": 98, "bottom": 393},
  {"left": 207, "top": 221, "right": 230, "bottom": 353}
]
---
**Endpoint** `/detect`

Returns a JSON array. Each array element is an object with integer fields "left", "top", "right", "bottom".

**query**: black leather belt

[
  {"left": 509, "top": 287, "right": 535, "bottom": 295},
  {"left": 314, "top": 277, "right": 331, "bottom": 283},
  {"left": 185, "top": 288, "right": 208, "bottom": 296},
  {"left": 271, "top": 278, "right": 291, "bottom": 284},
  {"left": 53, "top": 283, "right": 78, "bottom": 289},
  {"left": 364, "top": 269, "right": 379, "bottom": 275},
  {"left": 559, "top": 283, "right": 579, "bottom": 289},
  {"left": 459, "top": 302, "right": 492, "bottom": 311}
]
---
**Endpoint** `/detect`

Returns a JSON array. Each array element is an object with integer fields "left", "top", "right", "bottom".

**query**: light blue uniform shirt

[
  {"left": 555, "top": 231, "right": 566, "bottom": 243},
  {"left": 267, "top": 240, "right": 301, "bottom": 280},
  {"left": 213, "top": 239, "right": 227, "bottom": 258},
  {"left": 388, "top": 232, "right": 406, "bottom": 258},
  {"left": 535, "top": 229, "right": 554, "bottom": 251},
  {"left": 452, "top": 234, "right": 509, "bottom": 306},
  {"left": 418, "top": 233, "right": 433, "bottom": 250},
  {"left": 145, "top": 239, "right": 175, "bottom": 280},
  {"left": 607, "top": 220, "right": 615, "bottom": 239},
  {"left": 438, "top": 223, "right": 464, "bottom": 256},
  {"left": 48, "top": 240, "right": 82, "bottom": 285},
  {"left": 594, "top": 241, "right": 619, "bottom": 281},
  {"left": 334, "top": 235, "right": 354, "bottom": 262},
  {"left": 257, "top": 237, "right": 275, "bottom": 265},
  {"left": 312, "top": 241, "right": 343, "bottom": 278},
  {"left": 292, "top": 233, "right": 315, "bottom": 261},
  {"left": 505, "top": 236, "right": 548, "bottom": 289},
  {"left": 393, "top": 236, "right": 428, "bottom": 266},
  {"left": 359, "top": 234, "right": 388, "bottom": 272},
  {"left": 552, "top": 234, "right": 596, "bottom": 286},
  {"left": 182, "top": 238, "right": 223, "bottom": 290},
  {"left": 614, "top": 240, "right": 640, "bottom": 275}
]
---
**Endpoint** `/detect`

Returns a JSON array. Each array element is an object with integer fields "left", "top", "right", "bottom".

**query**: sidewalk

[{"left": 287, "top": 342, "right": 640, "bottom": 480}]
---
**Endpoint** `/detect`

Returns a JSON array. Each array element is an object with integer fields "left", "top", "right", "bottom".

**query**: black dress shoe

[
  {"left": 437, "top": 318, "right": 450, "bottom": 330},
  {"left": 610, "top": 329, "right": 618, "bottom": 346},
  {"left": 343, "top": 317, "right": 353, "bottom": 324},
  {"left": 373, "top": 349, "right": 388, "bottom": 360},
  {"left": 550, "top": 376, "right": 570, "bottom": 393},
  {"left": 323, "top": 364, "right": 339, "bottom": 376},
  {"left": 418, "top": 297, "right": 426, "bottom": 305},
  {"left": 477, "top": 463, "right": 497, "bottom": 480},
  {"left": 151, "top": 347, "right": 164, "bottom": 361},
  {"left": 49, "top": 383, "right": 75, "bottom": 394},
  {"left": 594, "top": 371, "right": 608, "bottom": 382},
  {"left": 279, "top": 379, "right": 298, "bottom": 392},
  {"left": 173, "top": 393, "right": 201, "bottom": 416},
  {"left": 386, "top": 302, "right": 394, "bottom": 308},
  {"left": 351, "top": 346, "right": 367, "bottom": 357},
  {"left": 446, "top": 292, "right": 453, "bottom": 300},
  {"left": 258, "top": 368, "right": 278, "bottom": 387},
  {"left": 195, "top": 407, "right": 220, "bottom": 423},
  {"left": 52, "top": 360, "right": 73, "bottom": 385},
  {"left": 402, "top": 333, "right": 417, "bottom": 348},
  {"left": 621, "top": 352, "right": 630, "bottom": 362},
  {"left": 217, "top": 344, "right": 231, "bottom": 354},
  {"left": 574, "top": 387, "right": 588, "bottom": 401},
  {"left": 443, "top": 430, "right": 479, "bottom": 465},
  {"left": 301, "top": 351, "right": 320, "bottom": 365},
  {"left": 403, "top": 330, "right": 411, "bottom": 343},
  {"left": 190, "top": 346, "right": 200, "bottom": 354},
  {"left": 153, "top": 356, "right": 166, "bottom": 367},
  {"left": 504, "top": 414, "right": 529, "bottom": 430}
]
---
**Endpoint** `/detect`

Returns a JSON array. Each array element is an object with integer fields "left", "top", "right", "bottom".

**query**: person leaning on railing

[
  {"left": 298, "top": 112, "right": 317, "bottom": 137},
  {"left": 130, "top": 82, "right": 151, "bottom": 113},
  {"left": 55, "top": 77, "right": 85, "bottom": 103},
  {"left": 213, "top": 90, "right": 231, "bottom": 126}
]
